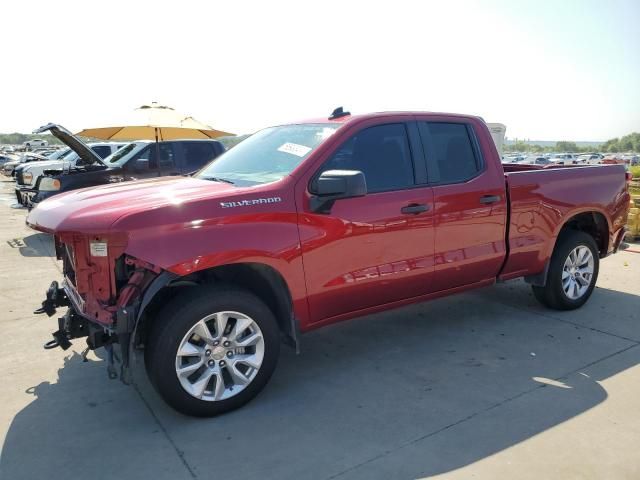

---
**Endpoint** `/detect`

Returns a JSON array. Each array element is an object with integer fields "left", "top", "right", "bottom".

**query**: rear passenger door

[
  {"left": 417, "top": 119, "right": 507, "bottom": 292},
  {"left": 177, "top": 142, "right": 219, "bottom": 174}
]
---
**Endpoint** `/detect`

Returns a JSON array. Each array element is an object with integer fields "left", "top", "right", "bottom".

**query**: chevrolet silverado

[{"left": 27, "top": 109, "right": 630, "bottom": 416}]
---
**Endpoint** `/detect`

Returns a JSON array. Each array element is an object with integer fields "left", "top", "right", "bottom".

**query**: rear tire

[
  {"left": 532, "top": 231, "right": 599, "bottom": 310},
  {"left": 145, "top": 284, "right": 280, "bottom": 416}
]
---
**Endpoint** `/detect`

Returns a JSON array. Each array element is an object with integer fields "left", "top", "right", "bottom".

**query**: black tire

[
  {"left": 145, "top": 284, "right": 280, "bottom": 416},
  {"left": 532, "top": 230, "right": 599, "bottom": 310}
]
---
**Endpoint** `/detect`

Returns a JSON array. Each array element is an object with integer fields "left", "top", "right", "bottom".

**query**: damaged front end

[{"left": 35, "top": 233, "right": 165, "bottom": 382}]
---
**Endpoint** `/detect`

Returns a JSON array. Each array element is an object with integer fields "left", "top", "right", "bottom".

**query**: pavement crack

[
  {"left": 325, "top": 343, "right": 640, "bottom": 480},
  {"left": 133, "top": 383, "right": 198, "bottom": 479},
  {"left": 480, "top": 294, "right": 640, "bottom": 344}
]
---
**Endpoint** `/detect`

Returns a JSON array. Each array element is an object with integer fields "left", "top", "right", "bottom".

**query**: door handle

[
  {"left": 401, "top": 203, "right": 430, "bottom": 215},
  {"left": 479, "top": 195, "right": 501, "bottom": 204}
]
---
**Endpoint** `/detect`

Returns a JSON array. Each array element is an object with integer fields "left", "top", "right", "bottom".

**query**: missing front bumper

[
  {"left": 36, "top": 281, "right": 135, "bottom": 383},
  {"left": 14, "top": 187, "right": 36, "bottom": 207},
  {"left": 33, "top": 281, "right": 70, "bottom": 317}
]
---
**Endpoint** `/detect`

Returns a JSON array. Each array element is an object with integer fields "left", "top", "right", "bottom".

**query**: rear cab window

[{"left": 418, "top": 122, "right": 483, "bottom": 184}]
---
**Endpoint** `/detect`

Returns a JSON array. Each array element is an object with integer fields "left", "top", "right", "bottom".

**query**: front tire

[
  {"left": 145, "top": 285, "right": 280, "bottom": 416},
  {"left": 532, "top": 231, "right": 599, "bottom": 310}
]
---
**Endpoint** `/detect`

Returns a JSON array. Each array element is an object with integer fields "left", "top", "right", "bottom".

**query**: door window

[
  {"left": 318, "top": 123, "right": 414, "bottom": 193},
  {"left": 133, "top": 144, "right": 175, "bottom": 169},
  {"left": 91, "top": 145, "right": 112, "bottom": 159},
  {"left": 420, "top": 122, "right": 481, "bottom": 184},
  {"left": 182, "top": 142, "right": 216, "bottom": 172}
]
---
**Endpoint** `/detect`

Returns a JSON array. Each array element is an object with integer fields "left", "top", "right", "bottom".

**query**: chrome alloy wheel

[
  {"left": 175, "top": 311, "right": 265, "bottom": 401},
  {"left": 562, "top": 246, "right": 595, "bottom": 300}
]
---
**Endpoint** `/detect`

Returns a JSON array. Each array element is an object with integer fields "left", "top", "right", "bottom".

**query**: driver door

[{"left": 298, "top": 121, "right": 436, "bottom": 323}]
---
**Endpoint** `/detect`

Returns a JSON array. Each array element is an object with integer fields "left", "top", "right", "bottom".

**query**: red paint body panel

[
  {"left": 297, "top": 187, "right": 436, "bottom": 321},
  {"left": 501, "top": 165, "right": 630, "bottom": 280},
  {"left": 26, "top": 112, "right": 630, "bottom": 333}
]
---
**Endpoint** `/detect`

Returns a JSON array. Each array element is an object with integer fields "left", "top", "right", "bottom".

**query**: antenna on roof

[{"left": 328, "top": 106, "right": 350, "bottom": 120}]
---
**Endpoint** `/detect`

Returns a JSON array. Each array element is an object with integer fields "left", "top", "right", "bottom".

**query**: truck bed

[{"left": 500, "top": 164, "right": 629, "bottom": 281}]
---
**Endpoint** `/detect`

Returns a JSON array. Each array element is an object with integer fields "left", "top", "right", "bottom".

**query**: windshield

[
  {"left": 196, "top": 124, "right": 340, "bottom": 187},
  {"left": 104, "top": 142, "right": 145, "bottom": 166},
  {"left": 47, "top": 148, "right": 71, "bottom": 160}
]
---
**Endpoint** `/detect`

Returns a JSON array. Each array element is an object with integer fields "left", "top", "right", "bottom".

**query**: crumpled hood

[{"left": 26, "top": 176, "right": 236, "bottom": 234}]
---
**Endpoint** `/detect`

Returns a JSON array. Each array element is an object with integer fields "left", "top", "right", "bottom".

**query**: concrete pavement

[{"left": 0, "top": 178, "right": 638, "bottom": 480}]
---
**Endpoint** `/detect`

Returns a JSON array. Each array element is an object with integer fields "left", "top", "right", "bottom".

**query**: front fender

[{"left": 120, "top": 214, "right": 309, "bottom": 325}]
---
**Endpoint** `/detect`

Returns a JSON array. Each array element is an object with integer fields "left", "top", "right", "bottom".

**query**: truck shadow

[
  {"left": 1, "top": 284, "right": 639, "bottom": 480},
  {"left": 8, "top": 233, "right": 55, "bottom": 257}
]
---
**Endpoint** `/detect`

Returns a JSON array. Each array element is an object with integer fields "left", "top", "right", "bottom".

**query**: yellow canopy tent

[
  {"left": 76, "top": 102, "right": 233, "bottom": 175},
  {"left": 77, "top": 102, "right": 233, "bottom": 141}
]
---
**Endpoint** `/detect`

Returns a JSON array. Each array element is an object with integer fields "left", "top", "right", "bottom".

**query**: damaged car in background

[
  {"left": 14, "top": 142, "right": 127, "bottom": 207},
  {"left": 24, "top": 123, "right": 226, "bottom": 208}
]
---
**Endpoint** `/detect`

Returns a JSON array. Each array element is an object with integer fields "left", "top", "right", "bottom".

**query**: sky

[{"left": 1, "top": 0, "right": 638, "bottom": 141}]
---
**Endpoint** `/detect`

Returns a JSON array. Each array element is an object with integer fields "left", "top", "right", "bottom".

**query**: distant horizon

[
  {"left": 2, "top": 130, "right": 636, "bottom": 146},
  {"left": 504, "top": 139, "right": 604, "bottom": 146}
]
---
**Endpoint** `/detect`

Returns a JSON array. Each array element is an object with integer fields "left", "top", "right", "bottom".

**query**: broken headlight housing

[{"left": 39, "top": 177, "right": 61, "bottom": 191}]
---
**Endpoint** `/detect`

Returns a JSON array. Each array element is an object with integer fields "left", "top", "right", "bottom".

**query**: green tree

[
  {"left": 599, "top": 132, "right": 640, "bottom": 153},
  {"left": 555, "top": 141, "right": 578, "bottom": 152}
]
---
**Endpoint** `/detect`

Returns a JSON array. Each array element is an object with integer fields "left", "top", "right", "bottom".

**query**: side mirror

[
  {"left": 310, "top": 169, "right": 367, "bottom": 213},
  {"left": 133, "top": 158, "right": 150, "bottom": 171}
]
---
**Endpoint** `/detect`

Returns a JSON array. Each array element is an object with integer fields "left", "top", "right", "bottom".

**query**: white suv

[{"left": 15, "top": 142, "right": 127, "bottom": 205}]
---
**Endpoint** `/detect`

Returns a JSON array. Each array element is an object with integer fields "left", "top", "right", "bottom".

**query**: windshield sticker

[{"left": 277, "top": 142, "right": 312, "bottom": 158}]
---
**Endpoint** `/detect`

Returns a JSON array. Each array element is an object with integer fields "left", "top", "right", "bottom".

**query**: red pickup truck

[{"left": 27, "top": 109, "right": 630, "bottom": 416}]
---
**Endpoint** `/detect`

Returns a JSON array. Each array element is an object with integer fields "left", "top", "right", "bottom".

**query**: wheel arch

[
  {"left": 525, "top": 209, "right": 609, "bottom": 287},
  {"left": 134, "top": 262, "right": 299, "bottom": 352},
  {"left": 554, "top": 210, "right": 610, "bottom": 256}
]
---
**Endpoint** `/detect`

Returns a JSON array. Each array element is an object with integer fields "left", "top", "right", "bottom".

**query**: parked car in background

[
  {"left": 24, "top": 123, "right": 225, "bottom": 207},
  {"left": 13, "top": 148, "right": 71, "bottom": 185},
  {"left": 0, "top": 154, "right": 19, "bottom": 165},
  {"left": 27, "top": 110, "right": 630, "bottom": 416},
  {"left": 14, "top": 143, "right": 126, "bottom": 205},
  {"left": 576, "top": 153, "right": 603, "bottom": 164},
  {"left": 602, "top": 155, "right": 626, "bottom": 165},
  {"left": 32, "top": 147, "right": 55, "bottom": 154},
  {"left": 502, "top": 155, "right": 525, "bottom": 163},
  {"left": 520, "top": 156, "right": 550, "bottom": 165},
  {"left": 23, "top": 138, "right": 48, "bottom": 149},
  {"left": 43, "top": 147, "right": 73, "bottom": 161},
  {"left": 2, "top": 152, "right": 49, "bottom": 176},
  {"left": 549, "top": 153, "right": 577, "bottom": 165}
]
